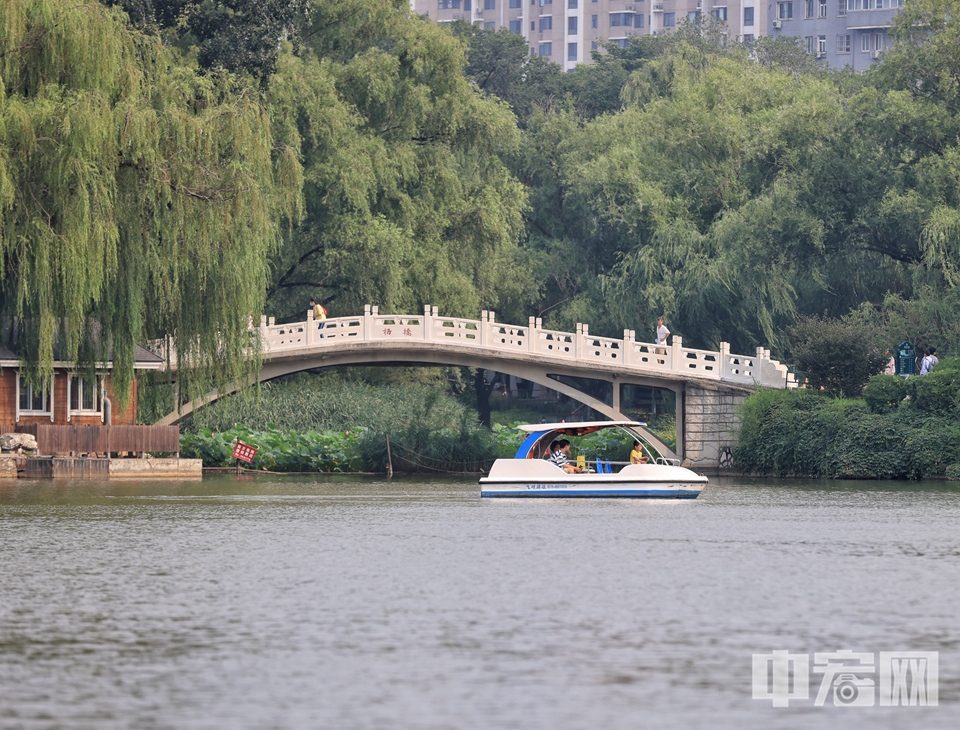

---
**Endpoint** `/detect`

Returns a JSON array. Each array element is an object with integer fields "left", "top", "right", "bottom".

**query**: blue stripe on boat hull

[{"left": 481, "top": 489, "right": 702, "bottom": 499}]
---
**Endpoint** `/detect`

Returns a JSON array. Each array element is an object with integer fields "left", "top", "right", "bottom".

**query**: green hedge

[{"left": 733, "top": 387, "right": 960, "bottom": 479}]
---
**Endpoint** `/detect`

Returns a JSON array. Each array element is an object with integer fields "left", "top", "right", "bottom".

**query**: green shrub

[
  {"left": 904, "top": 369, "right": 960, "bottom": 417},
  {"left": 863, "top": 374, "right": 906, "bottom": 414}
]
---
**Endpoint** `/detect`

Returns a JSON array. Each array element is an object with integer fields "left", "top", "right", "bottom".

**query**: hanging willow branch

[{"left": 0, "top": 0, "right": 302, "bottom": 409}]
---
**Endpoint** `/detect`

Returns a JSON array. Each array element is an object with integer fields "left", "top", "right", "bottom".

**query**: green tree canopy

[{"left": 0, "top": 0, "right": 299, "bottom": 400}]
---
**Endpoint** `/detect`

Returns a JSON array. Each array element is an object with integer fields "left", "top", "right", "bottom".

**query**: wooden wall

[{"left": 0, "top": 370, "right": 139, "bottom": 426}]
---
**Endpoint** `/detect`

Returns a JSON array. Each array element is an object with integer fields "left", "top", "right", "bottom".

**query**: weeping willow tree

[{"left": 0, "top": 0, "right": 301, "bottom": 406}]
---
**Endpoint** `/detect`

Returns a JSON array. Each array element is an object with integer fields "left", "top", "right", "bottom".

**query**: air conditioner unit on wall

[
  {"left": 870, "top": 49, "right": 880, "bottom": 58},
  {"left": 772, "top": 19, "right": 782, "bottom": 28},
  {"left": 815, "top": 51, "right": 824, "bottom": 58}
]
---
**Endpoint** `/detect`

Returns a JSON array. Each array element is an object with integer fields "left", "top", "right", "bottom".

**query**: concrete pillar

[
  {"left": 681, "top": 384, "right": 749, "bottom": 472},
  {"left": 671, "top": 335, "right": 683, "bottom": 371},
  {"left": 363, "top": 304, "right": 372, "bottom": 340},
  {"left": 306, "top": 307, "right": 315, "bottom": 346},
  {"left": 719, "top": 342, "right": 730, "bottom": 379},
  {"left": 528, "top": 317, "right": 537, "bottom": 352},
  {"left": 424, "top": 305, "right": 433, "bottom": 341}
]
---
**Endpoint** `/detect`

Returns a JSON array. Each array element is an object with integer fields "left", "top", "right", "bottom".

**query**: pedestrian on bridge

[
  {"left": 310, "top": 298, "right": 327, "bottom": 337},
  {"left": 655, "top": 316, "right": 670, "bottom": 363}
]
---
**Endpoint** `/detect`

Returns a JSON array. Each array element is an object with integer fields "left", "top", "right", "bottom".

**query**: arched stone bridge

[{"left": 157, "top": 305, "right": 796, "bottom": 471}]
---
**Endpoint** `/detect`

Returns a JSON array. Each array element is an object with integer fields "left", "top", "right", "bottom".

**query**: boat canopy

[{"left": 513, "top": 421, "right": 648, "bottom": 459}]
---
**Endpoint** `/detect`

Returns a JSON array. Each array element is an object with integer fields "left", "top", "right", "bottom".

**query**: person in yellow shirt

[{"left": 630, "top": 441, "right": 649, "bottom": 464}]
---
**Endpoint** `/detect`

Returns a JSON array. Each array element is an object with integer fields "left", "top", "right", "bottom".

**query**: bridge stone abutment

[{"left": 680, "top": 383, "right": 750, "bottom": 473}]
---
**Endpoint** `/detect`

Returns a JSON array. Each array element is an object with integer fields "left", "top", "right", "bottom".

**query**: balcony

[{"left": 845, "top": 8, "right": 897, "bottom": 28}]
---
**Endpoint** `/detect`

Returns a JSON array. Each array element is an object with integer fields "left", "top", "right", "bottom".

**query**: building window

[
  {"left": 838, "top": 0, "right": 846, "bottom": 14},
  {"left": 635, "top": 13, "right": 644, "bottom": 26},
  {"left": 817, "top": 34, "right": 826, "bottom": 54},
  {"left": 663, "top": 12, "right": 676, "bottom": 25},
  {"left": 531, "top": 20, "right": 535, "bottom": 29},
  {"left": 510, "top": 0, "right": 521, "bottom": 7},
  {"left": 712, "top": 7, "right": 727, "bottom": 20},
  {"left": 592, "top": 13, "right": 598, "bottom": 27},
  {"left": 777, "top": 2, "right": 793, "bottom": 19},
  {"left": 743, "top": 33, "right": 754, "bottom": 43},
  {"left": 612, "top": 38, "right": 629, "bottom": 48},
  {"left": 569, "top": 16, "right": 578, "bottom": 32},
  {"left": 485, "top": 0, "right": 495, "bottom": 8},
  {"left": 568, "top": 41, "right": 578, "bottom": 59},
  {"left": 69, "top": 375, "right": 103, "bottom": 416},
  {"left": 568, "top": 0, "right": 578, "bottom": 6},
  {"left": 860, "top": 33, "right": 870, "bottom": 52},
  {"left": 819, "top": 0, "right": 827, "bottom": 16},
  {"left": 743, "top": 6, "right": 754, "bottom": 25},
  {"left": 540, "top": 16, "right": 552, "bottom": 30},
  {"left": 510, "top": 19, "right": 522, "bottom": 32},
  {"left": 875, "top": 32, "right": 883, "bottom": 51},
  {"left": 540, "top": 0, "right": 552, "bottom": 5},
  {"left": 484, "top": 21, "right": 495, "bottom": 29},
  {"left": 465, "top": 0, "right": 472, "bottom": 9},
  {"left": 689, "top": 10, "right": 701, "bottom": 21},
  {"left": 805, "top": 35, "right": 814, "bottom": 54},
  {"left": 438, "top": 0, "right": 460, "bottom": 8},
  {"left": 539, "top": 42, "right": 553, "bottom": 55},
  {"left": 591, "top": 40, "right": 599, "bottom": 49},
  {"left": 836, "top": 33, "right": 850, "bottom": 53},
  {"left": 17, "top": 374, "right": 53, "bottom": 420},
  {"left": 805, "top": 0, "right": 814, "bottom": 17},
  {"left": 610, "top": 12, "right": 632, "bottom": 25}
]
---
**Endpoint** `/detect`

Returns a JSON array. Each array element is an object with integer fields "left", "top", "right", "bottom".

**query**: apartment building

[
  {"left": 415, "top": 0, "right": 768, "bottom": 69},
  {"left": 768, "top": 0, "right": 902, "bottom": 70}
]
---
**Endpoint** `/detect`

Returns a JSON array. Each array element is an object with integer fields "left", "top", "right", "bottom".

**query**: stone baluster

[
  {"left": 719, "top": 342, "right": 730, "bottom": 379},
  {"left": 623, "top": 329, "right": 634, "bottom": 366},
  {"left": 259, "top": 315, "right": 268, "bottom": 351},
  {"left": 424, "top": 305, "right": 433, "bottom": 341},
  {"left": 527, "top": 317, "right": 537, "bottom": 352},
  {"left": 306, "top": 306, "right": 315, "bottom": 346},
  {"left": 671, "top": 335, "right": 683, "bottom": 371},
  {"left": 480, "top": 310, "right": 488, "bottom": 346},
  {"left": 575, "top": 323, "right": 582, "bottom": 359},
  {"left": 363, "top": 304, "right": 372, "bottom": 340}
]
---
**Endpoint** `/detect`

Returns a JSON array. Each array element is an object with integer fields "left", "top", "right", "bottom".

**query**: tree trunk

[{"left": 475, "top": 368, "right": 494, "bottom": 429}]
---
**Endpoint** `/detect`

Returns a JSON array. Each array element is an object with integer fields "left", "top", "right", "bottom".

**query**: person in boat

[
  {"left": 630, "top": 441, "right": 649, "bottom": 464},
  {"left": 549, "top": 439, "right": 583, "bottom": 474}
]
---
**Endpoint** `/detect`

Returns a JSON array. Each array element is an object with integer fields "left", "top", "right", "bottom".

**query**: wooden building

[{"left": 0, "top": 344, "right": 164, "bottom": 427}]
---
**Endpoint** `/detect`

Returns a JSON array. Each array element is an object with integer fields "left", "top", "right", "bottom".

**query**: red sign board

[{"left": 232, "top": 440, "right": 258, "bottom": 464}]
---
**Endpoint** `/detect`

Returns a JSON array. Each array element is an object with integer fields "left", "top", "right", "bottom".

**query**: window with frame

[
  {"left": 836, "top": 33, "right": 850, "bottom": 53},
  {"left": 540, "top": 16, "right": 552, "bottom": 30},
  {"left": 592, "top": 14, "right": 598, "bottom": 27},
  {"left": 743, "top": 33, "right": 755, "bottom": 43},
  {"left": 613, "top": 38, "right": 629, "bottom": 48},
  {"left": 510, "top": 0, "right": 521, "bottom": 7},
  {"left": 484, "top": 21, "right": 495, "bottom": 29},
  {"left": 539, "top": 42, "right": 553, "bottom": 55},
  {"left": 591, "top": 40, "right": 599, "bottom": 49},
  {"left": 569, "top": 16, "right": 578, "bottom": 32},
  {"left": 540, "top": 0, "right": 552, "bottom": 5},
  {"left": 874, "top": 32, "right": 883, "bottom": 51},
  {"left": 663, "top": 11, "right": 676, "bottom": 25},
  {"left": 819, "top": 0, "right": 827, "bottom": 16},
  {"left": 568, "top": 0, "right": 578, "bottom": 6},
  {"left": 485, "top": 0, "right": 495, "bottom": 8},
  {"left": 777, "top": 2, "right": 793, "bottom": 19},
  {"left": 805, "top": 36, "right": 814, "bottom": 54},
  {"left": 69, "top": 375, "right": 102, "bottom": 415},
  {"left": 18, "top": 374, "right": 53, "bottom": 417},
  {"left": 743, "top": 6, "right": 754, "bottom": 25},
  {"left": 610, "top": 12, "right": 632, "bottom": 25},
  {"left": 817, "top": 35, "right": 826, "bottom": 54},
  {"left": 635, "top": 13, "right": 644, "bottom": 26},
  {"left": 465, "top": 0, "right": 472, "bottom": 8},
  {"left": 688, "top": 10, "right": 701, "bottom": 21},
  {"left": 568, "top": 42, "right": 578, "bottom": 60},
  {"left": 860, "top": 33, "right": 870, "bottom": 51},
  {"left": 837, "top": 0, "right": 846, "bottom": 15},
  {"left": 531, "top": 20, "right": 536, "bottom": 29},
  {"left": 510, "top": 19, "right": 522, "bottom": 32},
  {"left": 438, "top": 0, "right": 460, "bottom": 8},
  {"left": 805, "top": 0, "right": 814, "bottom": 18},
  {"left": 712, "top": 7, "right": 727, "bottom": 20}
]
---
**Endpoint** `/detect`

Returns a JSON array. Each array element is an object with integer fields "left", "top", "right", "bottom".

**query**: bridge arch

[{"left": 155, "top": 347, "right": 682, "bottom": 460}]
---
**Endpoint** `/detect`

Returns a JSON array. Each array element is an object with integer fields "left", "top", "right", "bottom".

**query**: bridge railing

[{"left": 247, "top": 305, "right": 797, "bottom": 389}]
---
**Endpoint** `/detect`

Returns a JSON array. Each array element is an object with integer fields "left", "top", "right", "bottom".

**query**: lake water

[{"left": 1, "top": 476, "right": 958, "bottom": 729}]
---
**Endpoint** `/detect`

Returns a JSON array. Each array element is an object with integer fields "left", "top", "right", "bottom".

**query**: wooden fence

[{"left": 1, "top": 425, "right": 180, "bottom": 454}]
